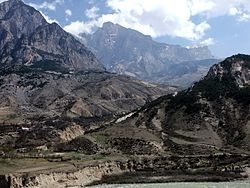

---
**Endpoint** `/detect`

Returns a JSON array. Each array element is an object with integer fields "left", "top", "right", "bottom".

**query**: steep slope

[
  {"left": 0, "top": 0, "right": 178, "bottom": 154},
  {"left": 82, "top": 22, "right": 219, "bottom": 87},
  {"left": 0, "top": 0, "right": 104, "bottom": 71},
  {"left": 91, "top": 54, "right": 250, "bottom": 155},
  {"left": 0, "top": 0, "right": 176, "bottom": 124},
  {"left": 0, "top": 70, "right": 175, "bottom": 123}
]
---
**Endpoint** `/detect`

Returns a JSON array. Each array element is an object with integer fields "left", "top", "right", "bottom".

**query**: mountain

[
  {"left": 82, "top": 22, "right": 219, "bottom": 87},
  {"left": 0, "top": 0, "right": 176, "bottom": 124},
  {"left": 0, "top": 2, "right": 249, "bottom": 185},
  {"left": 0, "top": 70, "right": 176, "bottom": 124},
  {"left": 2, "top": 55, "right": 247, "bottom": 161},
  {"left": 0, "top": 0, "right": 104, "bottom": 71},
  {"left": 87, "top": 54, "right": 250, "bottom": 155}
]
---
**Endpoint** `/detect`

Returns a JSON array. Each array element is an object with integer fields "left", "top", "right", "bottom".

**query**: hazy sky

[{"left": 9, "top": 0, "right": 250, "bottom": 58}]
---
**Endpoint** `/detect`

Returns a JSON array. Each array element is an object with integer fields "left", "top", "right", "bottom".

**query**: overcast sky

[{"left": 6, "top": 0, "right": 250, "bottom": 57}]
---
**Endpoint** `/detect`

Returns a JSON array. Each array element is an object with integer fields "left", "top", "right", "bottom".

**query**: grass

[
  {"left": 0, "top": 158, "right": 13, "bottom": 166},
  {"left": 93, "top": 154, "right": 106, "bottom": 161},
  {"left": 91, "top": 133, "right": 111, "bottom": 148},
  {"left": 0, "top": 158, "right": 57, "bottom": 175},
  {"left": 58, "top": 151, "right": 108, "bottom": 162},
  {"left": 92, "top": 134, "right": 107, "bottom": 144},
  {"left": 61, "top": 152, "right": 86, "bottom": 160},
  {"left": 0, "top": 153, "right": 112, "bottom": 175}
]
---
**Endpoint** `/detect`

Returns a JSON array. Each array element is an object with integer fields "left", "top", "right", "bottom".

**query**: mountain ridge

[
  {"left": 0, "top": 0, "right": 177, "bottom": 124},
  {"left": 0, "top": 0, "right": 105, "bottom": 71},
  {"left": 81, "top": 22, "right": 219, "bottom": 87}
]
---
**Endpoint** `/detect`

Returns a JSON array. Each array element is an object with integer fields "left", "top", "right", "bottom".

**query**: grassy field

[
  {"left": 0, "top": 158, "right": 61, "bottom": 175},
  {"left": 0, "top": 152, "right": 127, "bottom": 175}
]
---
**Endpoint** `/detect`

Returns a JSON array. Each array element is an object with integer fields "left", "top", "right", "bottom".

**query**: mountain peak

[
  {"left": 101, "top": 22, "right": 123, "bottom": 32},
  {"left": 206, "top": 54, "right": 250, "bottom": 87},
  {"left": 0, "top": 0, "right": 24, "bottom": 18},
  {"left": 83, "top": 21, "right": 216, "bottom": 87},
  {"left": 0, "top": 0, "right": 23, "bottom": 7},
  {"left": 102, "top": 21, "right": 115, "bottom": 28},
  {"left": 9, "top": 0, "right": 23, "bottom": 4},
  {"left": 0, "top": 0, "right": 105, "bottom": 71},
  {"left": 225, "top": 54, "right": 250, "bottom": 63}
]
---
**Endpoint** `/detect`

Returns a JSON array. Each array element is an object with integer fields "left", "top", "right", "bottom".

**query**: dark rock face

[
  {"left": 82, "top": 22, "right": 219, "bottom": 87},
  {"left": 0, "top": 0, "right": 105, "bottom": 71},
  {"left": 96, "top": 55, "right": 250, "bottom": 155}
]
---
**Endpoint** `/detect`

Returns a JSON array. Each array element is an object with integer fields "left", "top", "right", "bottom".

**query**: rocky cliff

[
  {"left": 82, "top": 22, "right": 219, "bottom": 87},
  {"left": 0, "top": 0, "right": 104, "bottom": 71}
]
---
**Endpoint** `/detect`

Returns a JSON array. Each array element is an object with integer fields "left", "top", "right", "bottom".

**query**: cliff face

[
  {"left": 206, "top": 55, "right": 250, "bottom": 87},
  {"left": 82, "top": 22, "right": 218, "bottom": 87},
  {"left": 1, "top": 161, "right": 132, "bottom": 188},
  {"left": 0, "top": 0, "right": 104, "bottom": 71}
]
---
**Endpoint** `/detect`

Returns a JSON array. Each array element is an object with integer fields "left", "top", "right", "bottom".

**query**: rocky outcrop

[
  {"left": 206, "top": 54, "right": 250, "bottom": 87},
  {"left": 57, "top": 124, "right": 85, "bottom": 142},
  {"left": 0, "top": 160, "right": 133, "bottom": 188}
]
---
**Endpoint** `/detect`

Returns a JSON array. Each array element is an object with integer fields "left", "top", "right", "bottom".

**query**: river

[{"left": 89, "top": 182, "right": 250, "bottom": 188}]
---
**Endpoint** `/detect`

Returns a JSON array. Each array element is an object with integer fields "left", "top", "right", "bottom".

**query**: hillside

[
  {"left": 0, "top": 0, "right": 177, "bottom": 125},
  {"left": 87, "top": 54, "right": 250, "bottom": 155}
]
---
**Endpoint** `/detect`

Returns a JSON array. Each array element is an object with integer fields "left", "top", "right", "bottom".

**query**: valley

[{"left": 0, "top": 0, "right": 249, "bottom": 187}]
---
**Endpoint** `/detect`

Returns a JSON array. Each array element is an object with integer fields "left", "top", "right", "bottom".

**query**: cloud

[
  {"left": 227, "top": 6, "right": 250, "bottom": 22},
  {"left": 40, "top": 11, "right": 59, "bottom": 24},
  {"left": 238, "top": 13, "right": 250, "bottom": 22},
  {"left": 229, "top": 7, "right": 239, "bottom": 16},
  {"left": 65, "top": 9, "right": 72, "bottom": 17},
  {"left": 29, "top": 0, "right": 64, "bottom": 11},
  {"left": 64, "top": 0, "right": 250, "bottom": 41},
  {"left": 200, "top": 38, "right": 215, "bottom": 46},
  {"left": 64, "top": 21, "right": 97, "bottom": 35},
  {"left": 189, "top": 0, "right": 215, "bottom": 15},
  {"left": 227, "top": 5, "right": 250, "bottom": 22},
  {"left": 85, "top": 7, "right": 100, "bottom": 19}
]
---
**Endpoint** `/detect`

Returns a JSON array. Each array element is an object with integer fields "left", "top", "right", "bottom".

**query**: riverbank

[
  {"left": 89, "top": 182, "right": 250, "bottom": 188},
  {"left": 89, "top": 168, "right": 249, "bottom": 186},
  {"left": 0, "top": 154, "right": 249, "bottom": 188}
]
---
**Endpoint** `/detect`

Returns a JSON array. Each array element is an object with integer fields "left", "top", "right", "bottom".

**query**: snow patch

[{"left": 115, "top": 112, "right": 135, "bottom": 123}]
